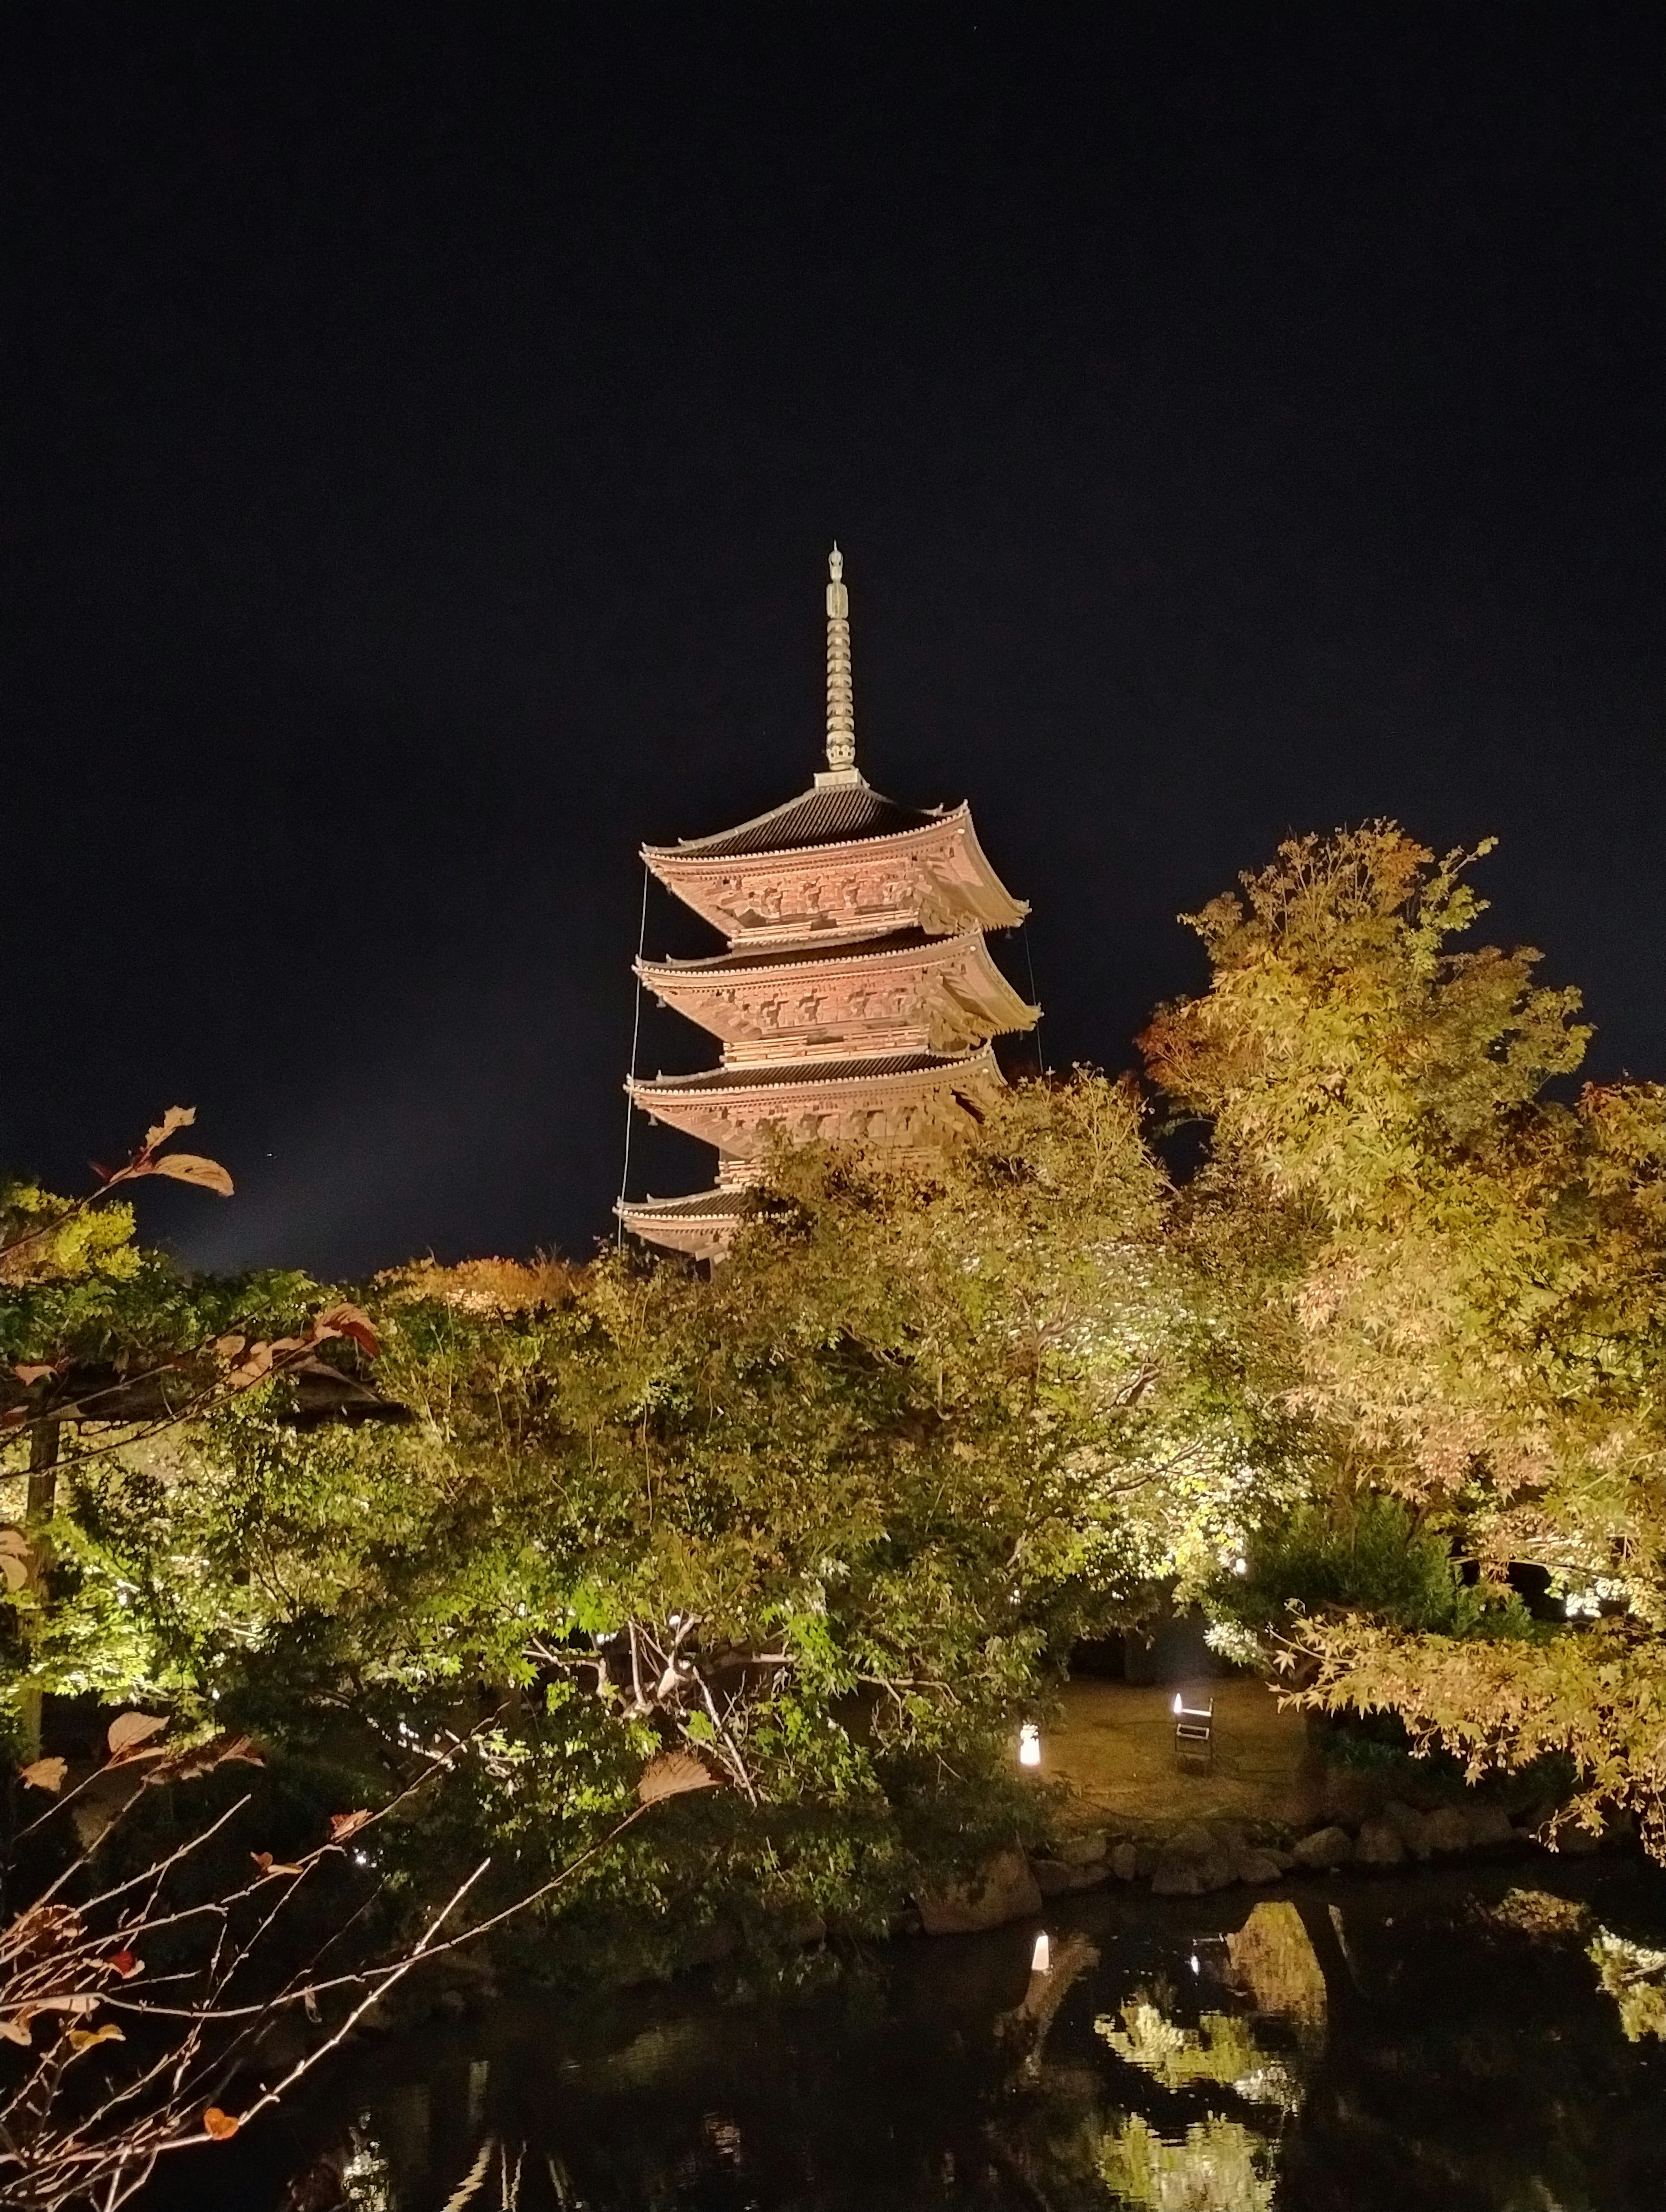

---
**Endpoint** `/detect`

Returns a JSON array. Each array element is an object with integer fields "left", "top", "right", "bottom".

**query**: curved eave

[
  {"left": 616, "top": 1194, "right": 744, "bottom": 1262},
  {"left": 642, "top": 801, "right": 972, "bottom": 872},
  {"left": 635, "top": 932, "right": 1038, "bottom": 1041},
  {"left": 628, "top": 1044, "right": 1003, "bottom": 1110},
  {"left": 643, "top": 802, "right": 1028, "bottom": 932}
]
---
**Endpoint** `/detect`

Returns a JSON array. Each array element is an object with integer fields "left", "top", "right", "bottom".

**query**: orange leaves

[
  {"left": 107, "top": 1106, "right": 234, "bottom": 1201},
  {"left": 637, "top": 1749, "right": 719, "bottom": 1805},
  {"left": 19, "top": 1756, "right": 66, "bottom": 1792},
  {"left": 328, "top": 1809, "right": 372, "bottom": 1842},
  {"left": 1, "top": 1528, "right": 32, "bottom": 1595},
  {"left": 210, "top": 1300, "right": 380, "bottom": 1400},
  {"left": 146, "top": 1153, "right": 235, "bottom": 1197},
  {"left": 316, "top": 1302, "right": 380, "bottom": 1359},
  {"left": 107, "top": 1712, "right": 169, "bottom": 1759},
  {"left": 202, "top": 2107, "right": 240, "bottom": 2140},
  {"left": 141, "top": 1106, "right": 196, "bottom": 1154},
  {"left": 250, "top": 1852, "right": 305, "bottom": 1878}
]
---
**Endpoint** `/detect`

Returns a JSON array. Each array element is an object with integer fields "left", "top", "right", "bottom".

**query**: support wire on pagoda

[
  {"left": 615, "top": 861, "right": 651, "bottom": 1248},
  {"left": 1022, "top": 919, "right": 1049, "bottom": 1077}
]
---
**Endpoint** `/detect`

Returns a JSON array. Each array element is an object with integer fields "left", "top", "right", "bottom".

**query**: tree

[
  {"left": 34, "top": 1075, "right": 1291, "bottom": 1946},
  {"left": 1144, "top": 826, "right": 1666, "bottom": 1846}
]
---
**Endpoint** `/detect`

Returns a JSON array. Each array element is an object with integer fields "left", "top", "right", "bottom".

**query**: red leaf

[
  {"left": 105, "top": 1950, "right": 139, "bottom": 1979},
  {"left": 202, "top": 2107, "right": 240, "bottom": 2141}
]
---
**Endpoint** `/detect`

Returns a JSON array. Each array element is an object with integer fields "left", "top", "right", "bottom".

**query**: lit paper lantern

[{"left": 1018, "top": 1721, "right": 1041, "bottom": 1767}]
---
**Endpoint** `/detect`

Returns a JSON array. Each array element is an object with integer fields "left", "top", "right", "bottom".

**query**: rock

[
  {"left": 1110, "top": 1842, "right": 1140, "bottom": 1882},
  {"left": 1167, "top": 1821, "right": 1216, "bottom": 1859},
  {"left": 1290, "top": 1825, "right": 1354, "bottom": 1871},
  {"left": 1033, "top": 1857, "right": 1110, "bottom": 1897},
  {"left": 1463, "top": 1804, "right": 1517, "bottom": 1850},
  {"left": 1150, "top": 1829, "right": 1237, "bottom": 1895},
  {"left": 918, "top": 1849, "right": 1043, "bottom": 1935},
  {"left": 778, "top": 1908, "right": 827, "bottom": 1947},
  {"left": 1055, "top": 1826, "right": 1109, "bottom": 1868},
  {"left": 1233, "top": 1847, "right": 1288, "bottom": 1885},
  {"left": 684, "top": 1919, "right": 740, "bottom": 1965},
  {"left": 1422, "top": 1807, "right": 1471, "bottom": 1856},
  {"left": 1354, "top": 1819, "right": 1406, "bottom": 1868},
  {"left": 1381, "top": 1800, "right": 1433, "bottom": 1859}
]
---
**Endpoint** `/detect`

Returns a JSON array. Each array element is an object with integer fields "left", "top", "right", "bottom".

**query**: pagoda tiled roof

[
  {"left": 632, "top": 1049, "right": 990, "bottom": 1096},
  {"left": 617, "top": 1189, "right": 751, "bottom": 1221},
  {"left": 649, "top": 778, "right": 947, "bottom": 860},
  {"left": 653, "top": 926, "right": 942, "bottom": 975}
]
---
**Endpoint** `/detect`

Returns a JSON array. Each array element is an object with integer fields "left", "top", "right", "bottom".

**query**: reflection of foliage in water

[
  {"left": 1487, "top": 1887, "right": 1588, "bottom": 1939},
  {"left": 1486, "top": 1889, "right": 1666, "bottom": 2045},
  {"left": 1225, "top": 1901, "right": 1327, "bottom": 2039},
  {"left": 339, "top": 2117, "right": 395, "bottom": 2212},
  {"left": 1099, "top": 2113, "right": 1276, "bottom": 2212},
  {"left": 1587, "top": 1931, "right": 1666, "bottom": 2043},
  {"left": 1095, "top": 1994, "right": 1300, "bottom": 2113}
]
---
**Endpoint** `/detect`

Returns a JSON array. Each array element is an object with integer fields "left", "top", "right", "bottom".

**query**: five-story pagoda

[{"left": 617, "top": 548, "right": 1037, "bottom": 1261}]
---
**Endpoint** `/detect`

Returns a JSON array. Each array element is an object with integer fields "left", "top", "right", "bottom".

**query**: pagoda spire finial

[{"left": 821, "top": 542, "right": 860, "bottom": 783}]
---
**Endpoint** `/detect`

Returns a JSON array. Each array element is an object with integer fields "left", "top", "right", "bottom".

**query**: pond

[{"left": 149, "top": 1857, "right": 1666, "bottom": 2212}]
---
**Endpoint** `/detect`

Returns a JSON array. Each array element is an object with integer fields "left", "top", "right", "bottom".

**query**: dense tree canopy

[
  {"left": 1149, "top": 827, "right": 1666, "bottom": 1844},
  {"left": 7, "top": 824, "right": 1666, "bottom": 1919}
]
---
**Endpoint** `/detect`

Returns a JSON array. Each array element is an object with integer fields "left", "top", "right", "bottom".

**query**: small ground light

[
  {"left": 1031, "top": 1932, "right": 1051, "bottom": 1973},
  {"left": 1172, "top": 1693, "right": 1184, "bottom": 1716},
  {"left": 1018, "top": 1722, "right": 1041, "bottom": 1767},
  {"left": 1233, "top": 1557, "right": 1248, "bottom": 1575}
]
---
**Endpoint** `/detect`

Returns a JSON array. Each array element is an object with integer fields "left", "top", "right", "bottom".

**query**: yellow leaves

[{"left": 67, "top": 2022, "right": 125, "bottom": 2052}]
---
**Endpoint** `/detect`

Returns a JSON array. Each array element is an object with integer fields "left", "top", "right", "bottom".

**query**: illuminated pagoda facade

[{"left": 617, "top": 548, "right": 1037, "bottom": 1262}]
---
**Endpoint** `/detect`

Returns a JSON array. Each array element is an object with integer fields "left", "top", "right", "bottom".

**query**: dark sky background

[{"left": 4, "top": 4, "right": 1663, "bottom": 1279}]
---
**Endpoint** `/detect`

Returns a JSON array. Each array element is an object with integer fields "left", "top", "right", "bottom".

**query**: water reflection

[{"left": 150, "top": 1860, "right": 1666, "bottom": 2212}]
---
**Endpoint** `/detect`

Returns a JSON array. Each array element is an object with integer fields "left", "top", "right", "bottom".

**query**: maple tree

[{"left": 1145, "top": 825, "right": 1666, "bottom": 1845}]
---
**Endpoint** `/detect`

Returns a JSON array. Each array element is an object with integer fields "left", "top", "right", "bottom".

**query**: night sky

[{"left": 5, "top": 6, "right": 1663, "bottom": 1279}]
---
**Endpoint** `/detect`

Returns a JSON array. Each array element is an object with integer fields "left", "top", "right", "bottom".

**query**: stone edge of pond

[
  {"left": 907, "top": 1802, "right": 1643, "bottom": 1934},
  {"left": 342, "top": 1804, "right": 1642, "bottom": 2035}
]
